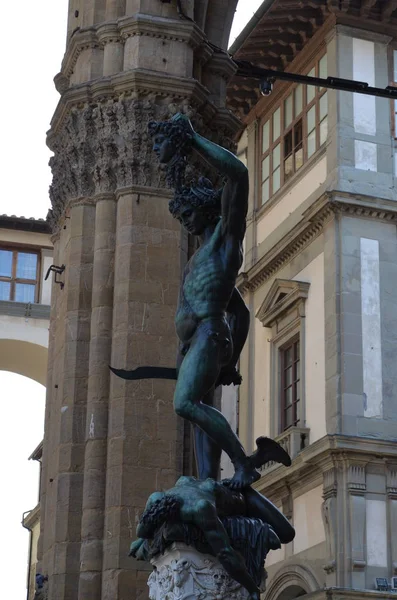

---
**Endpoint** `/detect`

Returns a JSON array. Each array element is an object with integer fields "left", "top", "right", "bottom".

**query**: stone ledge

[
  {"left": 238, "top": 190, "right": 397, "bottom": 294},
  {"left": 254, "top": 433, "right": 397, "bottom": 502}
]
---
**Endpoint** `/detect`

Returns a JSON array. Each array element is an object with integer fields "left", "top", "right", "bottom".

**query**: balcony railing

[
  {"left": 0, "top": 300, "right": 50, "bottom": 319},
  {"left": 260, "top": 426, "right": 310, "bottom": 475}
]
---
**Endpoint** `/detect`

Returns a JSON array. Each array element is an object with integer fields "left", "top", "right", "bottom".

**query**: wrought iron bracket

[{"left": 45, "top": 264, "right": 65, "bottom": 290}]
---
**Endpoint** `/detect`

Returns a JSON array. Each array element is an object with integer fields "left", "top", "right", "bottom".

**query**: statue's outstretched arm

[
  {"left": 174, "top": 115, "right": 249, "bottom": 240},
  {"left": 172, "top": 114, "right": 247, "bottom": 181}
]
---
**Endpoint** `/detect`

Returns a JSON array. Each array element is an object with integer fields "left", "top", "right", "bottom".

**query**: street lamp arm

[{"left": 233, "top": 59, "right": 397, "bottom": 100}]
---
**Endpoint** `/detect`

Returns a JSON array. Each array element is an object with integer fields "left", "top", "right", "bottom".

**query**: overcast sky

[{"left": 0, "top": 1, "right": 263, "bottom": 597}]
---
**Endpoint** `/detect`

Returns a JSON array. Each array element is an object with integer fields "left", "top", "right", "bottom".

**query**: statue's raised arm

[{"left": 170, "top": 114, "right": 249, "bottom": 244}]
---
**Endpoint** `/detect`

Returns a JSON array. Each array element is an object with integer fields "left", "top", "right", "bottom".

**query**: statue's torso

[{"left": 175, "top": 221, "right": 242, "bottom": 343}]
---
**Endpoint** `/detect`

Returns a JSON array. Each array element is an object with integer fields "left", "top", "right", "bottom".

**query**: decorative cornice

[
  {"left": 61, "top": 16, "right": 206, "bottom": 80},
  {"left": 46, "top": 95, "right": 239, "bottom": 233},
  {"left": 346, "top": 461, "right": 367, "bottom": 495},
  {"left": 118, "top": 14, "right": 203, "bottom": 47},
  {"left": 386, "top": 464, "right": 397, "bottom": 499},
  {"left": 323, "top": 467, "right": 337, "bottom": 499},
  {"left": 238, "top": 192, "right": 397, "bottom": 294},
  {"left": 48, "top": 70, "right": 212, "bottom": 140},
  {"left": 254, "top": 434, "right": 397, "bottom": 501},
  {"left": 256, "top": 279, "right": 310, "bottom": 327}
]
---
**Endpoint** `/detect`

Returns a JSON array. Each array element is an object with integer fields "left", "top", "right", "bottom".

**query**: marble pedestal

[{"left": 148, "top": 543, "right": 251, "bottom": 600}]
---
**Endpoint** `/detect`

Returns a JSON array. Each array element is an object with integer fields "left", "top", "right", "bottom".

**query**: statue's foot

[
  {"left": 228, "top": 462, "right": 261, "bottom": 490},
  {"left": 249, "top": 436, "right": 291, "bottom": 470}
]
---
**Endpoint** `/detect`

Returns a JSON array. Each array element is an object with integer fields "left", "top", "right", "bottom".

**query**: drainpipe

[{"left": 22, "top": 510, "right": 34, "bottom": 600}]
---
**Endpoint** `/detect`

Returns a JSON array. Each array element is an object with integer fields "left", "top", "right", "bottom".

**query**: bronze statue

[
  {"left": 130, "top": 476, "right": 295, "bottom": 600},
  {"left": 148, "top": 114, "right": 290, "bottom": 487}
]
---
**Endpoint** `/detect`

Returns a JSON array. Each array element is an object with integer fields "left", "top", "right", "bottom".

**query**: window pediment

[{"left": 256, "top": 279, "right": 310, "bottom": 327}]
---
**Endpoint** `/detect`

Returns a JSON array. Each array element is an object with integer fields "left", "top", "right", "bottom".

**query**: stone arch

[
  {"left": 265, "top": 563, "right": 321, "bottom": 600},
  {"left": 202, "top": 0, "right": 239, "bottom": 48},
  {"left": 0, "top": 339, "right": 48, "bottom": 386}
]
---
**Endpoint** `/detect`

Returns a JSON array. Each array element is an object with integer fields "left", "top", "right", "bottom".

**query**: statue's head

[
  {"left": 148, "top": 115, "right": 193, "bottom": 164},
  {"left": 169, "top": 177, "right": 222, "bottom": 236}
]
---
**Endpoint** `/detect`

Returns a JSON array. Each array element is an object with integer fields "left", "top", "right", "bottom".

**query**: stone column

[
  {"left": 52, "top": 203, "right": 95, "bottom": 598},
  {"left": 79, "top": 197, "right": 117, "bottom": 598}
]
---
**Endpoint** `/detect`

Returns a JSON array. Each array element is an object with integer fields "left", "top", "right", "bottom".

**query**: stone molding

[
  {"left": 256, "top": 279, "right": 310, "bottom": 327},
  {"left": 149, "top": 544, "right": 252, "bottom": 600},
  {"left": 49, "top": 70, "right": 211, "bottom": 138},
  {"left": 265, "top": 562, "right": 320, "bottom": 600},
  {"left": 238, "top": 192, "right": 397, "bottom": 294},
  {"left": 386, "top": 465, "right": 397, "bottom": 499},
  {"left": 255, "top": 434, "right": 397, "bottom": 503},
  {"left": 323, "top": 467, "right": 337, "bottom": 500},
  {"left": 346, "top": 462, "right": 367, "bottom": 495},
  {"left": 62, "top": 16, "right": 206, "bottom": 80},
  {"left": 47, "top": 94, "right": 238, "bottom": 233}
]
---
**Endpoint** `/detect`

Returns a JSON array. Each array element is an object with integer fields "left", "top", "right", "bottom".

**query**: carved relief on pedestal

[{"left": 149, "top": 546, "right": 254, "bottom": 600}]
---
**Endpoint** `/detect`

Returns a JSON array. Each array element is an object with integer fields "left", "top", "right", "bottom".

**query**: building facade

[
  {"left": 228, "top": 1, "right": 397, "bottom": 598},
  {"left": 0, "top": 215, "right": 52, "bottom": 599},
  {"left": 0, "top": 215, "right": 52, "bottom": 385}
]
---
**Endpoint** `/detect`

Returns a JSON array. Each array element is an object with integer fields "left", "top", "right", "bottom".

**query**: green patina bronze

[
  {"left": 130, "top": 475, "right": 295, "bottom": 600},
  {"left": 149, "top": 114, "right": 290, "bottom": 487}
]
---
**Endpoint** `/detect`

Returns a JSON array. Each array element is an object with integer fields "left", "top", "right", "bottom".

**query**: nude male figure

[{"left": 149, "top": 115, "right": 289, "bottom": 488}]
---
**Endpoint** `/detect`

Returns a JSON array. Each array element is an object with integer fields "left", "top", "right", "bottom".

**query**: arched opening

[
  {"left": 277, "top": 585, "right": 308, "bottom": 599},
  {"left": 0, "top": 339, "right": 48, "bottom": 385},
  {"left": 0, "top": 338, "right": 47, "bottom": 598},
  {"left": 265, "top": 564, "right": 320, "bottom": 600}
]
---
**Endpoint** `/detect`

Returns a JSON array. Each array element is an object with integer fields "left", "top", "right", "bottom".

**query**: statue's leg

[
  {"left": 193, "top": 500, "right": 260, "bottom": 599},
  {"left": 174, "top": 323, "right": 260, "bottom": 488},
  {"left": 244, "top": 487, "right": 295, "bottom": 544},
  {"left": 194, "top": 388, "right": 222, "bottom": 480}
]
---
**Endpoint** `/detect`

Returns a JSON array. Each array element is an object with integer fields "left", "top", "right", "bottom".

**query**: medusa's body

[{"left": 130, "top": 476, "right": 295, "bottom": 600}]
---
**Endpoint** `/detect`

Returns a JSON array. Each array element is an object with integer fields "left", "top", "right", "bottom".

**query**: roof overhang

[{"left": 227, "top": 0, "right": 397, "bottom": 120}]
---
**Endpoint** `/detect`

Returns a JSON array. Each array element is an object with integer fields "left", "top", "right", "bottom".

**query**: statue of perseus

[
  {"left": 147, "top": 114, "right": 290, "bottom": 487},
  {"left": 111, "top": 113, "right": 294, "bottom": 598}
]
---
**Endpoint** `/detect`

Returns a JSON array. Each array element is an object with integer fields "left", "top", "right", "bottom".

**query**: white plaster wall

[
  {"left": 0, "top": 315, "right": 49, "bottom": 348},
  {"left": 366, "top": 499, "right": 387, "bottom": 567},
  {"left": 256, "top": 157, "right": 327, "bottom": 247},
  {"left": 355, "top": 140, "right": 377, "bottom": 172},
  {"left": 293, "top": 253, "right": 326, "bottom": 442},
  {"left": 0, "top": 228, "right": 51, "bottom": 248},
  {"left": 360, "top": 238, "right": 382, "bottom": 418},
  {"left": 253, "top": 315, "right": 272, "bottom": 442},
  {"left": 352, "top": 38, "right": 376, "bottom": 136},
  {"left": 293, "top": 485, "right": 325, "bottom": 554}
]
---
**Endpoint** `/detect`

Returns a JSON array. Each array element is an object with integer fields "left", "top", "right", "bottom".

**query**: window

[
  {"left": 0, "top": 248, "right": 39, "bottom": 303},
  {"left": 256, "top": 279, "right": 309, "bottom": 436},
  {"left": 281, "top": 338, "right": 300, "bottom": 430},
  {"left": 260, "top": 53, "right": 328, "bottom": 206}
]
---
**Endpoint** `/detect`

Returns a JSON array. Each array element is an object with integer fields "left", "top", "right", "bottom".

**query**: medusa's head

[
  {"left": 148, "top": 115, "right": 193, "bottom": 164},
  {"left": 169, "top": 177, "right": 222, "bottom": 235}
]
